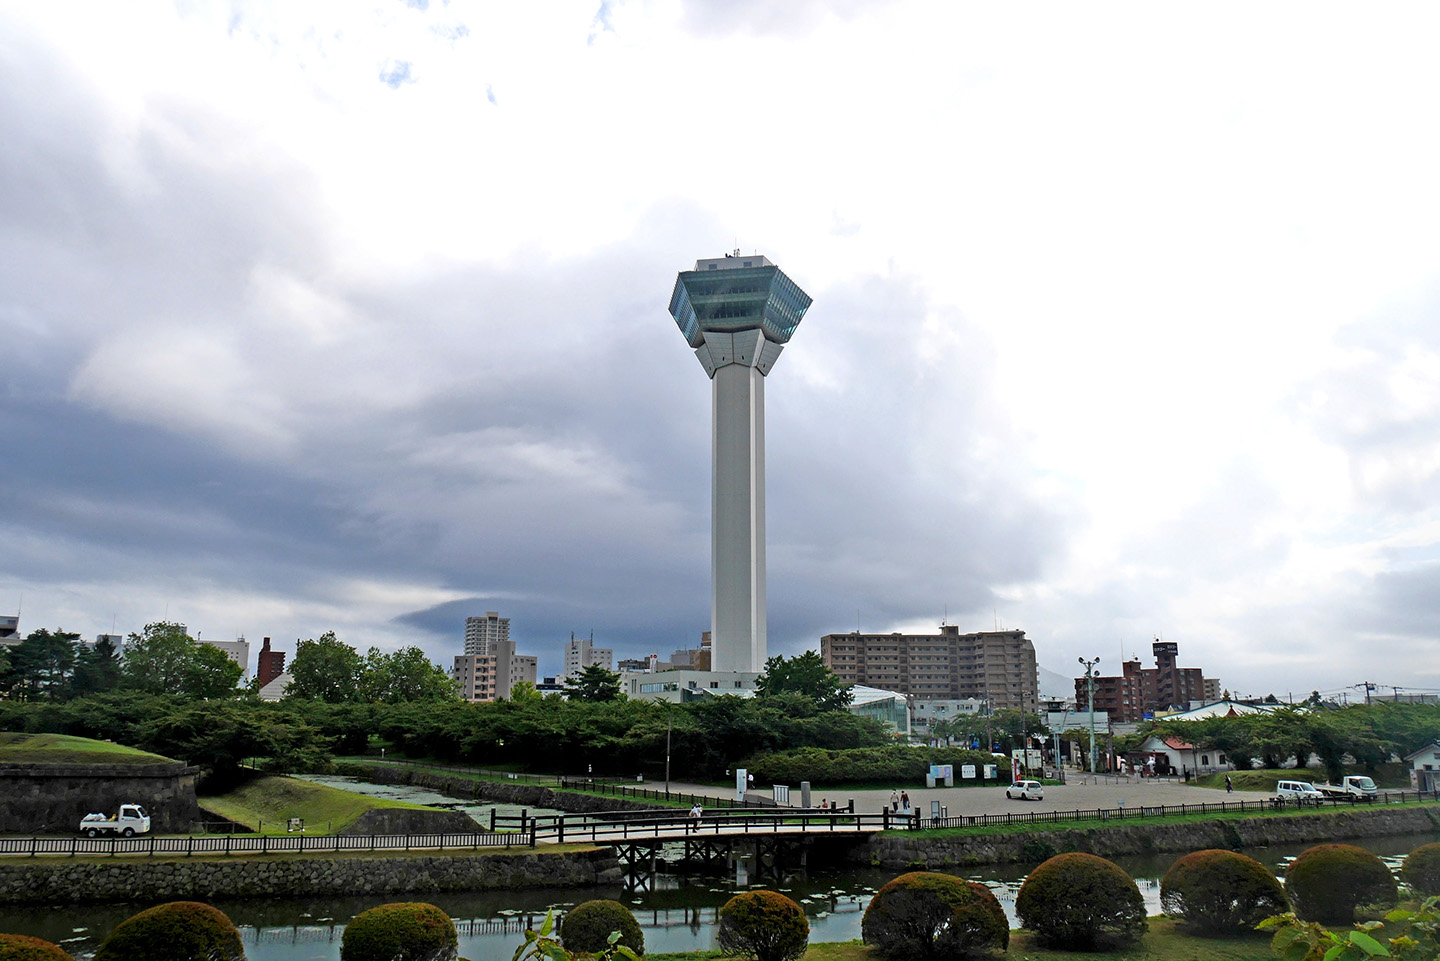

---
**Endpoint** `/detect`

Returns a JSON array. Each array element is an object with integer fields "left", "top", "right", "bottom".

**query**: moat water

[{"left": 2, "top": 778, "right": 1432, "bottom": 961}]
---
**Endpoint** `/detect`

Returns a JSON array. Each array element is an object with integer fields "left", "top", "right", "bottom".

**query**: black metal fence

[{"left": 0, "top": 830, "right": 535, "bottom": 859}]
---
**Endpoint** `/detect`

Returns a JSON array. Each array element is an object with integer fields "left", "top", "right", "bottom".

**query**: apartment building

[{"left": 820, "top": 625, "right": 1039, "bottom": 712}]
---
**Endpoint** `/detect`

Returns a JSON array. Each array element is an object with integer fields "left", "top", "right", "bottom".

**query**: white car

[
  {"left": 1275, "top": 780, "right": 1325, "bottom": 805},
  {"left": 1006, "top": 780, "right": 1044, "bottom": 800}
]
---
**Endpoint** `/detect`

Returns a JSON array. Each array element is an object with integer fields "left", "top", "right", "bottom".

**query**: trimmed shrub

[
  {"left": 1285, "top": 844, "right": 1398, "bottom": 925},
  {"left": 0, "top": 935, "right": 74, "bottom": 961},
  {"left": 560, "top": 899, "right": 644, "bottom": 957},
  {"left": 1160, "top": 849, "right": 1287, "bottom": 934},
  {"left": 718, "top": 891, "right": 808, "bottom": 961},
  {"left": 861, "top": 871, "right": 1008, "bottom": 958},
  {"left": 1015, "top": 852, "right": 1146, "bottom": 950},
  {"left": 340, "top": 902, "right": 457, "bottom": 961},
  {"left": 93, "top": 901, "right": 244, "bottom": 961},
  {"left": 1403, "top": 842, "right": 1440, "bottom": 897}
]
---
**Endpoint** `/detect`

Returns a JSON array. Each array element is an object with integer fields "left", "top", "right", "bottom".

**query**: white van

[{"left": 1275, "top": 780, "right": 1325, "bottom": 805}]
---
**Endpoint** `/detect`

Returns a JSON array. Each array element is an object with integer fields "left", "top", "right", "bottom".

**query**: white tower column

[
  {"left": 711, "top": 361, "right": 767, "bottom": 673},
  {"left": 668, "top": 254, "right": 811, "bottom": 678}
]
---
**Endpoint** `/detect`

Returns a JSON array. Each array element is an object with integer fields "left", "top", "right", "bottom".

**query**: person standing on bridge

[{"left": 689, "top": 803, "right": 702, "bottom": 831}]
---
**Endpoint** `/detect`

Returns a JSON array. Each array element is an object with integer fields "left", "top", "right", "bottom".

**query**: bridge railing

[{"left": 0, "top": 829, "right": 536, "bottom": 859}]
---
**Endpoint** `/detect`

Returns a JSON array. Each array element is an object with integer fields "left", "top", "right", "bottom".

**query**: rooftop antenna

[{"left": 943, "top": 603, "right": 948, "bottom": 627}]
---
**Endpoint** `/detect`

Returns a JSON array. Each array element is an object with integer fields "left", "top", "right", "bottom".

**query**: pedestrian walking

[
  {"left": 890, "top": 789, "right": 899, "bottom": 812},
  {"left": 900, "top": 791, "right": 911, "bottom": 814},
  {"left": 1225, "top": 774, "right": 1233, "bottom": 793}
]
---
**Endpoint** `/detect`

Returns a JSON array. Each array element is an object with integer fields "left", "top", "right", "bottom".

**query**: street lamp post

[{"left": 1079, "top": 656, "right": 1101, "bottom": 774}]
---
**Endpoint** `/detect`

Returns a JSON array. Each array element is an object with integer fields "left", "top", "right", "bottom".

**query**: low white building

[
  {"left": 258, "top": 671, "right": 292, "bottom": 701},
  {"left": 1406, "top": 742, "right": 1440, "bottom": 792},
  {"left": 621, "top": 669, "right": 758, "bottom": 702},
  {"left": 911, "top": 698, "right": 984, "bottom": 736}
]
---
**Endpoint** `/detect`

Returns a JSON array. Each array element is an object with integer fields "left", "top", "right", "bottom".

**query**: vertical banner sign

[
  {"left": 735, "top": 768, "right": 747, "bottom": 802},
  {"left": 1012, "top": 757, "right": 1022, "bottom": 783}
]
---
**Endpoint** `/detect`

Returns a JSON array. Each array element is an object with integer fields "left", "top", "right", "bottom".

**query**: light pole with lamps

[{"left": 1079, "top": 656, "right": 1101, "bottom": 774}]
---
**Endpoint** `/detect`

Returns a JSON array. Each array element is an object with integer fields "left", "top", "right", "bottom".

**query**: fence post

[{"left": 529, "top": 821, "right": 537, "bottom": 848}]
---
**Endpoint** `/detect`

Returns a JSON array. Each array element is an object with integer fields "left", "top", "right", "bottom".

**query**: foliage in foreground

[
  {"left": 0, "top": 934, "right": 74, "bottom": 961},
  {"left": 560, "top": 900, "right": 644, "bottom": 957},
  {"left": 1284, "top": 844, "right": 1398, "bottom": 925},
  {"left": 718, "top": 891, "right": 810, "bottom": 961},
  {"left": 861, "top": 870, "right": 1007, "bottom": 958},
  {"left": 1259, "top": 895, "right": 1440, "bottom": 961},
  {"left": 93, "top": 901, "right": 245, "bottom": 961},
  {"left": 1015, "top": 852, "right": 1147, "bottom": 950},
  {"left": 339, "top": 902, "right": 457, "bottom": 961},
  {"left": 1404, "top": 843, "right": 1440, "bottom": 898},
  {"left": 1160, "top": 849, "right": 1288, "bottom": 934},
  {"left": 512, "top": 909, "right": 639, "bottom": 961}
]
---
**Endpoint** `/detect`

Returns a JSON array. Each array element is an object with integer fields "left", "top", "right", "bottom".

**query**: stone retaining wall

[
  {"left": 334, "top": 764, "right": 668, "bottom": 815},
  {"left": 855, "top": 804, "right": 1440, "bottom": 869},
  {"left": 0, "top": 763, "right": 200, "bottom": 834},
  {"left": 0, "top": 847, "right": 621, "bottom": 904}
]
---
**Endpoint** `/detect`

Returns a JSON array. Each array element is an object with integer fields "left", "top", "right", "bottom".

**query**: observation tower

[{"left": 668, "top": 252, "right": 813, "bottom": 673}]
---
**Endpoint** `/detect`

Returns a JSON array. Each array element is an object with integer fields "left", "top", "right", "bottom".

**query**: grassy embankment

[
  {"left": 1191, "top": 764, "right": 1412, "bottom": 791},
  {"left": 201, "top": 775, "right": 440, "bottom": 835},
  {"left": 0, "top": 732, "right": 174, "bottom": 765},
  {"left": 644, "top": 921, "right": 1274, "bottom": 961},
  {"left": 335, "top": 758, "right": 700, "bottom": 809}
]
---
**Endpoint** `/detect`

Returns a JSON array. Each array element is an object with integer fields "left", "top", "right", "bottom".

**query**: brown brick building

[
  {"left": 1075, "top": 641, "right": 1206, "bottom": 721},
  {"left": 820, "top": 625, "right": 1038, "bottom": 712}
]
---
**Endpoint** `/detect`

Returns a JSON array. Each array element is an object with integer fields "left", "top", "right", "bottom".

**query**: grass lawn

[
  {"left": 0, "top": 732, "right": 174, "bottom": 765},
  {"left": 644, "top": 921, "right": 1274, "bottom": 961},
  {"left": 200, "top": 775, "right": 438, "bottom": 834}
]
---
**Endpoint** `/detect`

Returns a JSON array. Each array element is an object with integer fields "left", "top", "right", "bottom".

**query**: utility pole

[
  {"left": 1079, "top": 656, "right": 1101, "bottom": 774},
  {"left": 664, "top": 709, "right": 672, "bottom": 796}
]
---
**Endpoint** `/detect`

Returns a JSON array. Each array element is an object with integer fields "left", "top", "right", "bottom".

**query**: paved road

[{"left": 667, "top": 775, "right": 1246, "bottom": 817}]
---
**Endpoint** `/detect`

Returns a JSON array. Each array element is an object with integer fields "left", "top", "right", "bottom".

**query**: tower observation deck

[{"left": 668, "top": 252, "right": 813, "bottom": 674}]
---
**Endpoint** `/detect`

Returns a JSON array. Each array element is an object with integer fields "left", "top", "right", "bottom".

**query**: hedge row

[{"left": 744, "top": 745, "right": 1002, "bottom": 785}]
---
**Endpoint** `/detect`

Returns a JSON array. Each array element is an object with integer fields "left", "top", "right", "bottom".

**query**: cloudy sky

[{"left": 4, "top": 1, "right": 1440, "bottom": 698}]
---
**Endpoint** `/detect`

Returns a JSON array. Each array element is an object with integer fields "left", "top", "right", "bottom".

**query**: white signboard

[
  {"left": 735, "top": 768, "right": 747, "bottom": 802},
  {"left": 961, "top": 764, "right": 977, "bottom": 779},
  {"left": 983, "top": 764, "right": 997, "bottom": 780}
]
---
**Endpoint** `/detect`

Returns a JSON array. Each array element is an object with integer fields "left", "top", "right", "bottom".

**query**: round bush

[
  {"left": 340, "top": 903, "right": 457, "bottom": 961},
  {"left": 1160, "top": 849, "right": 1288, "bottom": 934},
  {"left": 1285, "top": 844, "right": 1398, "bottom": 925},
  {"left": 1015, "top": 852, "right": 1146, "bottom": 950},
  {"left": 718, "top": 891, "right": 808, "bottom": 961},
  {"left": 94, "top": 901, "right": 244, "bottom": 961},
  {"left": 861, "top": 871, "right": 1008, "bottom": 958},
  {"left": 1402, "top": 842, "right": 1440, "bottom": 897},
  {"left": 0, "top": 934, "right": 74, "bottom": 961},
  {"left": 560, "top": 899, "right": 644, "bottom": 957}
]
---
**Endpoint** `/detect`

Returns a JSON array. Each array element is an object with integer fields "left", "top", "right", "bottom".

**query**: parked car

[
  {"left": 1275, "top": 780, "right": 1325, "bottom": 805},
  {"left": 1006, "top": 780, "right": 1044, "bottom": 800}
]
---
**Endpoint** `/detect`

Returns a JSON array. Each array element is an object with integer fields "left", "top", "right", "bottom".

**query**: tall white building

[
  {"left": 200, "top": 636, "right": 250, "bottom": 680},
  {"left": 455, "top": 612, "right": 535, "bottom": 702},
  {"left": 464, "top": 612, "right": 510, "bottom": 656},
  {"left": 668, "top": 253, "right": 813, "bottom": 673},
  {"left": 562, "top": 633, "right": 613, "bottom": 679}
]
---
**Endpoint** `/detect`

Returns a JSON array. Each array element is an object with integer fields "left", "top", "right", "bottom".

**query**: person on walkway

[
  {"left": 689, "top": 803, "right": 702, "bottom": 831},
  {"left": 900, "top": 791, "right": 911, "bottom": 815},
  {"left": 890, "top": 790, "right": 899, "bottom": 811},
  {"left": 1225, "top": 774, "right": 1234, "bottom": 793}
]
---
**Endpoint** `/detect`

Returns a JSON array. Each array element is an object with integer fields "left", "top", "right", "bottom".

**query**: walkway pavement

[{"left": 662, "top": 775, "right": 1242, "bottom": 817}]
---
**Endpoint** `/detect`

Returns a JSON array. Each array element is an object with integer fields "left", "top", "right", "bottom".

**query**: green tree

[
  {"left": 286, "top": 631, "right": 363, "bottom": 703},
  {"left": 565, "top": 664, "right": 623, "bottom": 702},
  {"left": 509, "top": 680, "right": 542, "bottom": 703},
  {"left": 359, "top": 646, "right": 458, "bottom": 703},
  {"left": 120, "top": 622, "right": 242, "bottom": 699},
  {"left": 71, "top": 636, "right": 122, "bottom": 698},
  {"left": 754, "top": 651, "right": 853, "bottom": 712},
  {"left": 2, "top": 629, "right": 80, "bottom": 700}
]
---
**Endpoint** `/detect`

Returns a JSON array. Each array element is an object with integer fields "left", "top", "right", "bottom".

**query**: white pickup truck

[
  {"left": 79, "top": 804, "right": 151, "bottom": 837},
  {"left": 1316, "top": 775, "right": 1379, "bottom": 801}
]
